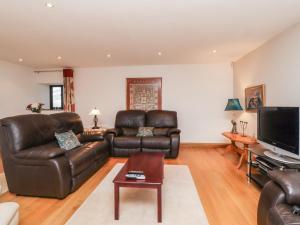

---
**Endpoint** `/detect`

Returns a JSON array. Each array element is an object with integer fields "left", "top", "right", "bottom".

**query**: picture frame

[
  {"left": 245, "top": 84, "right": 265, "bottom": 112},
  {"left": 126, "top": 77, "right": 162, "bottom": 110}
]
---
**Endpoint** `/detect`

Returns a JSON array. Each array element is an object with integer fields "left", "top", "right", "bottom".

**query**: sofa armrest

[
  {"left": 268, "top": 170, "right": 300, "bottom": 205},
  {"left": 10, "top": 155, "right": 71, "bottom": 198},
  {"left": 168, "top": 128, "right": 181, "bottom": 136},
  {"left": 78, "top": 132, "right": 104, "bottom": 143},
  {"left": 14, "top": 147, "right": 65, "bottom": 160},
  {"left": 268, "top": 203, "right": 300, "bottom": 225},
  {"left": 105, "top": 128, "right": 121, "bottom": 137}
]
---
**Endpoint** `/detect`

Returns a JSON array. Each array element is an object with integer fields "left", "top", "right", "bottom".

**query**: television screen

[{"left": 258, "top": 107, "right": 299, "bottom": 155}]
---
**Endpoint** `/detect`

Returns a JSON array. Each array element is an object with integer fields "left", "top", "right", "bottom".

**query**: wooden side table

[
  {"left": 81, "top": 128, "right": 108, "bottom": 142},
  {"left": 222, "top": 132, "right": 257, "bottom": 169}
]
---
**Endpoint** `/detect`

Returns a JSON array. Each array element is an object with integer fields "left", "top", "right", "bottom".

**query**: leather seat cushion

[
  {"left": 142, "top": 136, "right": 170, "bottom": 149},
  {"left": 84, "top": 141, "right": 109, "bottom": 159},
  {"left": 114, "top": 137, "right": 141, "bottom": 148},
  {"left": 65, "top": 146, "right": 96, "bottom": 176}
]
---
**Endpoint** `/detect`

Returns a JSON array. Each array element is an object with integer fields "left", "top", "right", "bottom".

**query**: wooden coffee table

[{"left": 113, "top": 152, "right": 164, "bottom": 223}]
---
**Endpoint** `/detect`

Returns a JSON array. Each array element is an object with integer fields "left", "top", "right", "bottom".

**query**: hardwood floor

[{"left": 0, "top": 146, "right": 260, "bottom": 225}]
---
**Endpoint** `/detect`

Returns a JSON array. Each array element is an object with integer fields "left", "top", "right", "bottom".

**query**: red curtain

[{"left": 63, "top": 69, "right": 75, "bottom": 112}]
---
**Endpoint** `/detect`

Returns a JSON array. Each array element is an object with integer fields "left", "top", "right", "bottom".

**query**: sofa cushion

[
  {"left": 50, "top": 112, "right": 84, "bottom": 134},
  {"left": 153, "top": 128, "right": 169, "bottom": 136},
  {"left": 0, "top": 114, "right": 57, "bottom": 152},
  {"left": 113, "top": 148, "right": 140, "bottom": 157},
  {"left": 121, "top": 128, "right": 138, "bottom": 136},
  {"left": 142, "top": 136, "right": 170, "bottom": 149},
  {"left": 84, "top": 141, "right": 109, "bottom": 160},
  {"left": 65, "top": 146, "right": 97, "bottom": 176},
  {"left": 115, "top": 110, "right": 146, "bottom": 128},
  {"left": 14, "top": 142, "right": 65, "bottom": 160},
  {"left": 146, "top": 110, "right": 177, "bottom": 128},
  {"left": 114, "top": 137, "right": 141, "bottom": 149}
]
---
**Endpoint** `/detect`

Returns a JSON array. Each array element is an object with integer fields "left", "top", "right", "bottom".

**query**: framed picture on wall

[
  {"left": 126, "top": 77, "right": 162, "bottom": 111},
  {"left": 245, "top": 84, "right": 265, "bottom": 112}
]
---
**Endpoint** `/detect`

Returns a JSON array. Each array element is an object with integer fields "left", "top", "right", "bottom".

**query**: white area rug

[
  {"left": 66, "top": 163, "right": 209, "bottom": 225},
  {"left": 0, "top": 173, "right": 8, "bottom": 194}
]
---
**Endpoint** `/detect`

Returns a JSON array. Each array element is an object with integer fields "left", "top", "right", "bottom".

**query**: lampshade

[
  {"left": 225, "top": 98, "right": 243, "bottom": 111},
  {"left": 89, "top": 108, "right": 101, "bottom": 116}
]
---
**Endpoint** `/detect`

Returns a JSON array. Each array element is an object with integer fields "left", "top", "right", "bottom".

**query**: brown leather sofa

[
  {"left": 258, "top": 170, "right": 300, "bottom": 225},
  {"left": 105, "top": 110, "right": 180, "bottom": 158},
  {"left": 0, "top": 113, "right": 109, "bottom": 199}
]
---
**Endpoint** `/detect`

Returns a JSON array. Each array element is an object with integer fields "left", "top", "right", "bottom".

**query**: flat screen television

[{"left": 258, "top": 107, "right": 299, "bottom": 157}]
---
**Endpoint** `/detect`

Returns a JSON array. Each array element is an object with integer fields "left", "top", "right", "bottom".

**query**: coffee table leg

[
  {"left": 157, "top": 185, "right": 162, "bottom": 223},
  {"left": 114, "top": 183, "right": 119, "bottom": 220}
]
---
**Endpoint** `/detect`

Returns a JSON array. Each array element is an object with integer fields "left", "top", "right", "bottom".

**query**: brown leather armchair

[
  {"left": 105, "top": 110, "right": 180, "bottom": 158},
  {"left": 0, "top": 113, "right": 109, "bottom": 199},
  {"left": 258, "top": 170, "right": 300, "bottom": 225}
]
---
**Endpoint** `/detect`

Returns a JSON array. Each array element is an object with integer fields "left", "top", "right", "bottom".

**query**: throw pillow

[
  {"left": 55, "top": 130, "right": 81, "bottom": 151},
  {"left": 136, "top": 127, "right": 154, "bottom": 137}
]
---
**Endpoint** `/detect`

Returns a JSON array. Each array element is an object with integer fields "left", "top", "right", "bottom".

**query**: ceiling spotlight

[
  {"left": 18, "top": 58, "right": 23, "bottom": 62},
  {"left": 158, "top": 52, "right": 162, "bottom": 56},
  {"left": 107, "top": 54, "right": 111, "bottom": 58},
  {"left": 212, "top": 50, "right": 217, "bottom": 54},
  {"left": 45, "top": 2, "right": 54, "bottom": 8},
  {"left": 57, "top": 56, "right": 62, "bottom": 60}
]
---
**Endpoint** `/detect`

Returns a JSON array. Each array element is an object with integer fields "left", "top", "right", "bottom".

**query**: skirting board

[{"left": 180, "top": 143, "right": 229, "bottom": 148}]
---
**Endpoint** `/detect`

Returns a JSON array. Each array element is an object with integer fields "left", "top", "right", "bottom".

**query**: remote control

[
  {"left": 125, "top": 174, "right": 146, "bottom": 180},
  {"left": 127, "top": 170, "right": 144, "bottom": 175}
]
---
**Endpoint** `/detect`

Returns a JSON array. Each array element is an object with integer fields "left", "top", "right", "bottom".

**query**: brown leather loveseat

[
  {"left": 105, "top": 110, "right": 180, "bottom": 158},
  {"left": 0, "top": 113, "right": 109, "bottom": 199},
  {"left": 258, "top": 170, "right": 300, "bottom": 225}
]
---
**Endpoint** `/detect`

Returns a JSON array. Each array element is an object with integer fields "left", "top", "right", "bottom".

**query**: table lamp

[
  {"left": 225, "top": 98, "right": 243, "bottom": 134},
  {"left": 89, "top": 108, "right": 101, "bottom": 129}
]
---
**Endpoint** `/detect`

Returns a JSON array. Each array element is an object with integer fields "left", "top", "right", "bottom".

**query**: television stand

[
  {"left": 247, "top": 144, "right": 300, "bottom": 187},
  {"left": 264, "top": 151, "right": 300, "bottom": 164}
]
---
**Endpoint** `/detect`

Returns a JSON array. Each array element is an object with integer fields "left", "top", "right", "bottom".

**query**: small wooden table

[
  {"left": 222, "top": 132, "right": 257, "bottom": 169},
  {"left": 113, "top": 152, "right": 164, "bottom": 223}
]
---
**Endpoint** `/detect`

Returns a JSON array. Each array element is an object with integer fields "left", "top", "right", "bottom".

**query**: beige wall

[
  {"left": 74, "top": 63, "right": 233, "bottom": 143},
  {"left": 233, "top": 23, "right": 300, "bottom": 138},
  {"left": 0, "top": 60, "right": 43, "bottom": 118}
]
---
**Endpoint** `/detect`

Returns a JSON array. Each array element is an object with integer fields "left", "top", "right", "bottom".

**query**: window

[{"left": 50, "top": 85, "right": 63, "bottom": 110}]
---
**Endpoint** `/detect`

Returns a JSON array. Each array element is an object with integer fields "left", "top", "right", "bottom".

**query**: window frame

[{"left": 49, "top": 85, "right": 64, "bottom": 110}]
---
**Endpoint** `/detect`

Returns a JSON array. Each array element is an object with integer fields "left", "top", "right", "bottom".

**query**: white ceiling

[{"left": 1, "top": 0, "right": 300, "bottom": 68}]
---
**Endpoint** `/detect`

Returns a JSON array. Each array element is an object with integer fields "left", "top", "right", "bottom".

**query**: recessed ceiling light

[
  {"left": 18, "top": 58, "right": 23, "bottom": 62},
  {"left": 212, "top": 50, "right": 217, "bottom": 54},
  {"left": 107, "top": 54, "right": 111, "bottom": 58},
  {"left": 158, "top": 52, "right": 162, "bottom": 56},
  {"left": 45, "top": 2, "right": 54, "bottom": 8},
  {"left": 57, "top": 56, "right": 62, "bottom": 60}
]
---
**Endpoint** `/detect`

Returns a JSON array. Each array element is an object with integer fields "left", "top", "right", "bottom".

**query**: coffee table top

[{"left": 113, "top": 152, "right": 164, "bottom": 185}]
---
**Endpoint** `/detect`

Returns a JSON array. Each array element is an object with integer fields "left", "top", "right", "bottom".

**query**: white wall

[
  {"left": 0, "top": 60, "right": 42, "bottom": 118},
  {"left": 74, "top": 64, "right": 233, "bottom": 143},
  {"left": 36, "top": 71, "right": 63, "bottom": 84},
  {"left": 233, "top": 23, "right": 300, "bottom": 137}
]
